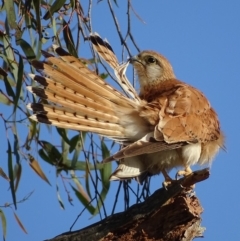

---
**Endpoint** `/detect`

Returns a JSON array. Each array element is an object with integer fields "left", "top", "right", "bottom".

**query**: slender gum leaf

[
  {"left": 100, "top": 141, "right": 111, "bottom": 185},
  {"left": 56, "top": 128, "right": 70, "bottom": 145},
  {"left": 43, "top": 0, "right": 67, "bottom": 20},
  {"left": 28, "top": 155, "right": 51, "bottom": 186},
  {"left": 16, "top": 39, "right": 36, "bottom": 59},
  {"left": 56, "top": 184, "right": 65, "bottom": 209},
  {"left": 62, "top": 19, "right": 78, "bottom": 57},
  {"left": 0, "top": 209, "right": 7, "bottom": 238},
  {"left": 61, "top": 136, "right": 69, "bottom": 166},
  {"left": 71, "top": 171, "right": 91, "bottom": 202},
  {"left": 0, "top": 92, "right": 12, "bottom": 105},
  {"left": 14, "top": 163, "right": 22, "bottom": 192},
  {"left": 13, "top": 212, "right": 27, "bottom": 234},
  {"left": 85, "top": 160, "right": 92, "bottom": 201},
  {"left": 3, "top": 26, "right": 18, "bottom": 81},
  {"left": 32, "top": 0, "right": 42, "bottom": 40},
  {"left": 7, "top": 140, "right": 17, "bottom": 209},
  {"left": 71, "top": 185, "right": 95, "bottom": 215},
  {"left": 3, "top": 76, "right": 15, "bottom": 99},
  {"left": 38, "top": 149, "right": 54, "bottom": 166},
  {"left": 4, "top": 0, "right": 17, "bottom": 29},
  {"left": 69, "top": 135, "right": 80, "bottom": 154},
  {"left": 71, "top": 136, "right": 82, "bottom": 169},
  {"left": 92, "top": 141, "right": 111, "bottom": 216},
  {"left": 13, "top": 55, "right": 23, "bottom": 113},
  {"left": 39, "top": 141, "right": 62, "bottom": 162},
  {"left": 0, "top": 167, "right": 10, "bottom": 181}
]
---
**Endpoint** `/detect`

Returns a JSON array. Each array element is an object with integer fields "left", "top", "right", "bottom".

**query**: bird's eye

[{"left": 147, "top": 56, "right": 156, "bottom": 64}]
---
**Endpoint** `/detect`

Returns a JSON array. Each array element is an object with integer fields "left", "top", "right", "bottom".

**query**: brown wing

[
  {"left": 154, "top": 84, "right": 221, "bottom": 144},
  {"left": 104, "top": 80, "right": 221, "bottom": 162},
  {"left": 103, "top": 132, "right": 186, "bottom": 162}
]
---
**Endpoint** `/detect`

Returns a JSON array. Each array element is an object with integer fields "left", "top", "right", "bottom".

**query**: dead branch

[{"left": 44, "top": 168, "right": 209, "bottom": 241}]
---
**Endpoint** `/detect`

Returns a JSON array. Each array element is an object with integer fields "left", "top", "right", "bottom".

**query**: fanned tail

[{"left": 28, "top": 46, "right": 142, "bottom": 141}]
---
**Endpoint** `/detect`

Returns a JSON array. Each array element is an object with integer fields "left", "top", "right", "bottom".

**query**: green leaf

[
  {"left": 92, "top": 141, "right": 111, "bottom": 216},
  {"left": 69, "top": 135, "right": 79, "bottom": 153},
  {"left": 3, "top": 76, "right": 15, "bottom": 98},
  {"left": 0, "top": 167, "right": 10, "bottom": 181},
  {"left": 71, "top": 185, "right": 95, "bottom": 215},
  {"left": 71, "top": 135, "right": 83, "bottom": 169},
  {"left": 28, "top": 155, "right": 51, "bottom": 186},
  {"left": 13, "top": 212, "right": 28, "bottom": 234},
  {"left": 43, "top": 0, "right": 67, "bottom": 20},
  {"left": 56, "top": 128, "right": 70, "bottom": 145},
  {"left": 71, "top": 170, "right": 91, "bottom": 203},
  {"left": 14, "top": 163, "right": 22, "bottom": 192},
  {"left": 100, "top": 73, "right": 109, "bottom": 79},
  {"left": 2, "top": 33, "right": 18, "bottom": 85},
  {"left": 7, "top": 140, "right": 17, "bottom": 209},
  {"left": 25, "top": 120, "right": 38, "bottom": 150},
  {"left": 4, "top": 0, "right": 17, "bottom": 29},
  {"left": 13, "top": 130, "right": 20, "bottom": 165},
  {"left": 0, "top": 209, "right": 7, "bottom": 238},
  {"left": 100, "top": 141, "right": 111, "bottom": 185},
  {"left": 62, "top": 19, "right": 78, "bottom": 57},
  {"left": 56, "top": 183, "right": 65, "bottom": 209},
  {"left": 38, "top": 149, "right": 54, "bottom": 166},
  {"left": 13, "top": 55, "right": 23, "bottom": 113},
  {"left": 1, "top": 76, "right": 15, "bottom": 86},
  {"left": 0, "top": 91, "right": 12, "bottom": 105},
  {"left": 38, "top": 140, "right": 103, "bottom": 170},
  {"left": 32, "top": 0, "right": 42, "bottom": 40},
  {"left": 38, "top": 141, "right": 62, "bottom": 165},
  {"left": 16, "top": 39, "right": 36, "bottom": 59},
  {"left": 70, "top": 0, "right": 75, "bottom": 9}
]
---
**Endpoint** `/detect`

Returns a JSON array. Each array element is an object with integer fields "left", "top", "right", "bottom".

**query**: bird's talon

[
  {"left": 162, "top": 181, "right": 171, "bottom": 189},
  {"left": 175, "top": 167, "right": 192, "bottom": 180},
  {"left": 162, "top": 179, "right": 179, "bottom": 189}
]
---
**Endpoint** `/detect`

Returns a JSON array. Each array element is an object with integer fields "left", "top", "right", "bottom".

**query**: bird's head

[{"left": 129, "top": 51, "right": 176, "bottom": 93}]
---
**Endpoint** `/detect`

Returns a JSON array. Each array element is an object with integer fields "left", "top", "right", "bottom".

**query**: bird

[{"left": 27, "top": 35, "right": 224, "bottom": 185}]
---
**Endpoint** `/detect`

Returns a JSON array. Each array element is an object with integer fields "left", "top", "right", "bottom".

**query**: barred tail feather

[
  {"left": 28, "top": 49, "right": 145, "bottom": 141},
  {"left": 90, "top": 33, "right": 140, "bottom": 102}
]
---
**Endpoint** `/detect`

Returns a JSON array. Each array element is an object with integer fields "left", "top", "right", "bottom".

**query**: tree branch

[{"left": 45, "top": 168, "right": 209, "bottom": 241}]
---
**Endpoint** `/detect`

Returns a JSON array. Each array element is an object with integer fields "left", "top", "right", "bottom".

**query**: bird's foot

[
  {"left": 175, "top": 166, "right": 195, "bottom": 189},
  {"left": 162, "top": 179, "right": 177, "bottom": 189},
  {"left": 162, "top": 169, "right": 177, "bottom": 189},
  {"left": 175, "top": 166, "right": 192, "bottom": 180}
]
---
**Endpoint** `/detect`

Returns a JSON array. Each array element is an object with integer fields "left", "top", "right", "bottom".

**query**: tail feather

[
  {"left": 28, "top": 48, "right": 145, "bottom": 141},
  {"left": 27, "top": 101, "right": 119, "bottom": 125},
  {"left": 27, "top": 85, "right": 119, "bottom": 122},
  {"left": 29, "top": 112, "right": 124, "bottom": 138},
  {"left": 28, "top": 74, "right": 122, "bottom": 111},
  {"left": 90, "top": 32, "right": 119, "bottom": 70},
  {"left": 28, "top": 103, "right": 124, "bottom": 132},
  {"left": 90, "top": 33, "right": 140, "bottom": 102},
  {"left": 32, "top": 57, "right": 136, "bottom": 108}
]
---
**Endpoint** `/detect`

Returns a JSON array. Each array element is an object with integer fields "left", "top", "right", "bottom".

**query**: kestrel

[{"left": 27, "top": 35, "right": 224, "bottom": 185}]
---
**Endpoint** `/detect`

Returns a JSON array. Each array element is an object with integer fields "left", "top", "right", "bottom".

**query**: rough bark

[{"left": 45, "top": 168, "right": 209, "bottom": 241}]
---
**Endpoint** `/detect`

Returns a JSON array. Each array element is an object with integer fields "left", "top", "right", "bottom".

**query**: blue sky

[{"left": 1, "top": 1, "right": 240, "bottom": 240}]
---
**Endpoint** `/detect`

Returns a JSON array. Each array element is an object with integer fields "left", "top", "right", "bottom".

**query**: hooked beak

[{"left": 128, "top": 55, "right": 141, "bottom": 65}]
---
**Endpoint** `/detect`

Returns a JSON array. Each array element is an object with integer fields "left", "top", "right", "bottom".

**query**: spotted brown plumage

[{"left": 27, "top": 36, "right": 224, "bottom": 185}]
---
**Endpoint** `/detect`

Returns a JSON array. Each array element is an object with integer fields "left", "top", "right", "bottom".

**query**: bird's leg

[
  {"left": 162, "top": 169, "right": 175, "bottom": 189},
  {"left": 175, "top": 166, "right": 192, "bottom": 180}
]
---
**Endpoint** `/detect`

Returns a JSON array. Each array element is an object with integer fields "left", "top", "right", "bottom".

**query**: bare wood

[{"left": 45, "top": 168, "right": 209, "bottom": 241}]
